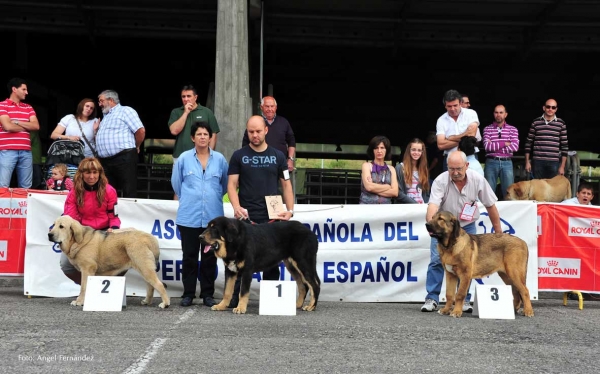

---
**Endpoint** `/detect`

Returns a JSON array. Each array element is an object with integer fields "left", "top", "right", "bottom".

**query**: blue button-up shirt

[
  {"left": 96, "top": 104, "right": 144, "bottom": 157},
  {"left": 171, "top": 147, "right": 228, "bottom": 228}
]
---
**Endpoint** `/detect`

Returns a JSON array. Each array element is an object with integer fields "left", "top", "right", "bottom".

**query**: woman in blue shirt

[{"left": 171, "top": 121, "right": 228, "bottom": 307}]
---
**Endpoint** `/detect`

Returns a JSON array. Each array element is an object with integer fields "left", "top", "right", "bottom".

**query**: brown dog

[
  {"left": 505, "top": 175, "right": 571, "bottom": 202},
  {"left": 48, "top": 216, "right": 170, "bottom": 309},
  {"left": 425, "top": 211, "right": 534, "bottom": 318}
]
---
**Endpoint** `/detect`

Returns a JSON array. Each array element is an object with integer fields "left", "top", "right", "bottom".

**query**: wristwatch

[
  {"left": 288, "top": 210, "right": 294, "bottom": 217},
  {"left": 288, "top": 157, "right": 295, "bottom": 161},
  {"left": 57, "top": 136, "right": 62, "bottom": 140}
]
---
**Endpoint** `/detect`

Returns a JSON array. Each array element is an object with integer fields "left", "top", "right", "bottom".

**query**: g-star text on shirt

[{"left": 242, "top": 155, "right": 277, "bottom": 165}]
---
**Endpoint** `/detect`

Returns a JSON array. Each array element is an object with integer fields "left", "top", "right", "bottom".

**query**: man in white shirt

[
  {"left": 562, "top": 183, "right": 594, "bottom": 205},
  {"left": 435, "top": 90, "right": 481, "bottom": 171}
]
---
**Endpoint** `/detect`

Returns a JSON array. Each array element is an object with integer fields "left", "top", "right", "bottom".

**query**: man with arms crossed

[
  {"left": 0, "top": 77, "right": 40, "bottom": 188},
  {"left": 436, "top": 90, "right": 481, "bottom": 172},
  {"left": 227, "top": 115, "right": 294, "bottom": 307},
  {"left": 421, "top": 151, "right": 502, "bottom": 313}
]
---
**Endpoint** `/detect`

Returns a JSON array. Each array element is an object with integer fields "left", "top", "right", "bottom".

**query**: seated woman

[
  {"left": 396, "top": 138, "right": 430, "bottom": 204},
  {"left": 61, "top": 157, "right": 120, "bottom": 285},
  {"left": 459, "top": 136, "right": 484, "bottom": 176},
  {"left": 359, "top": 135, "right": 398, "bottom": 204}
]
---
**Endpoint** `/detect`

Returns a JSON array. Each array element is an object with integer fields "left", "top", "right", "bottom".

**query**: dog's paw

[
  {"left": 71, "top": 300, "right": 83, "bottom": 306},
  {"left": 302, "top": 305, "right": 316, "bottom": 312},
  {"left": 519, "top": 308, "right": 534, "bottom": 317},
  {"left": 211, "top": 302, "right": 228, "bottom": 311},
  {"left": 141, "top": 299, "right": 150, "bottom": 306},
  {"left": 450, "top": 310, "right": 463, "bottom": 318},
  {"left": 438, "top": 307, "right": 451, "bottom": 315},
  {"left": 158, "top": 302, "right": 169, "bottom": 309},
  {"left": 232, "top": 307, "right": 247, "bottom": 314}
]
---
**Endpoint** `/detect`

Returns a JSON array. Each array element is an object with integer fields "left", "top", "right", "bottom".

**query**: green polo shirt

[{"left": 168, "top": 105, "right": 220, "bottom": 158}]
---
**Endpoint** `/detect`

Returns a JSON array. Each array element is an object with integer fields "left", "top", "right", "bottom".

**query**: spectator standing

[
  {"left": 0, "top": 77, "right": 40, "bottom": 188},
  {"left": 483, "top": 105, "right": 519, "bottom": 198},
  {"left": 524, "top": 98, "right": 568, "bottom": 179},
  {"left": 396, "top": 138, "right": 430, "bottom": 204},
  {"left": 242, "top": 96, "right": 296, "bottom": 172},
  {"left": 360, "top": 135, "right": 398, "bottom": 204},
  {"left": 171, "top": 122, "right": 228, "bottom": 308},
  {"left": 50, "top": 98, "right": 100, "bottom": 158},
  {"left": 95, "top": 90, "right": 145, "bottom": 198},
  {"left": 435, "top": 90, "right": 481, "bottom": 172}
]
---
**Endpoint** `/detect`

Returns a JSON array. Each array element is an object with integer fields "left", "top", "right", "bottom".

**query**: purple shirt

[{"left": 483, "top": 122, "right": 519, "bottom": 158}]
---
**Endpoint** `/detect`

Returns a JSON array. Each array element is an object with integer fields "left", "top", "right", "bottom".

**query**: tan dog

[
  {"left": 505, "top": 175, "right": 571, "bottom": 202},
  {"left": 48, "top": 216, "right": 170, "bottom": 309},
  {"left": 425, "top": 211, "right": 534, "bottom": 318}
]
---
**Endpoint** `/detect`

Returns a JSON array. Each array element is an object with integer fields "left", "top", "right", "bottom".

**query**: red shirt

[{"left": 0, "top": 99, "right": 36, "bottom": 151}]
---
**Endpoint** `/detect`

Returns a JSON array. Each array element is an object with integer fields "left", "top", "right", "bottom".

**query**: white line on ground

[{"left": 123, "top": 308, "right": 196, "bottom": 374}]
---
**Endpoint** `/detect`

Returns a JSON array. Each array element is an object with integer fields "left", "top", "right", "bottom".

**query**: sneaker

[
  {"left": 180, "top": 297, "right": 193, "bottom": 307},
  {"left": 462, "top": 301, "right": 473, "bottom": 313},
  {"left": 421, "top": 299, "right": 438, "bottom": 312}
]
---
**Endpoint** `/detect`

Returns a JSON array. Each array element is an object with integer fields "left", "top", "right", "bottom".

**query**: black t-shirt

[{"left": 228, "top": 145, "right": 288, "bottom": 222}]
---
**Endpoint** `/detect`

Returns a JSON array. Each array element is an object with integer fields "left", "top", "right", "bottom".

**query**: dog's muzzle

[
  {"left": 424, "top": 223, "right": 438, "bottom": 238},
  {"left": 203, "top": 242, "right": 219, "bottom": 254},
  {"left": 48, "top": 233, "right": 60, "bottom": 243}
]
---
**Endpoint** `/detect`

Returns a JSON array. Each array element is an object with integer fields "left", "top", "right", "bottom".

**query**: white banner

[{"left": 24, "top": 194, "right": 538, "bottom": 302}]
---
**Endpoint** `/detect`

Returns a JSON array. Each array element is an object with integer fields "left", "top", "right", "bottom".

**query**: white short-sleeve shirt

[
  {"left": 58, "top": 114, "right": 97, "bottom": 158},
  {"left": 436, "top": 108, "right": 481, "bottom": 154}
]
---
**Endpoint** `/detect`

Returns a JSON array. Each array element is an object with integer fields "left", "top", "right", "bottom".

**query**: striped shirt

[
  {"left": 524, "top": 115, "right": 568, "bottom": 162},
  {"left": 483, "top": 123, "right": 519, "bottom": 158},
  {"left": 0, "top": 99, "right": 36, "bottom": 151},
  {"left": 95, "top": 104, "right": 144, "bottom": 158}
]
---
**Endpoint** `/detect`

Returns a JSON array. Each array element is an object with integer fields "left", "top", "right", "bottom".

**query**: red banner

[
  {"left": 0, "top": 188, "right": 66, "bottom": 276},
  {"left": 538, "top": 203, "right": 600, "bottom": 292}
]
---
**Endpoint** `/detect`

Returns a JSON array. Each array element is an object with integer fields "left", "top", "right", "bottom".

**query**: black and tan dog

[
  {"left": 425, "top": 211, "right": 534, "bottom": 318},
  {"left": 200, "top": 216, "right": 320, "bottom": 314}
]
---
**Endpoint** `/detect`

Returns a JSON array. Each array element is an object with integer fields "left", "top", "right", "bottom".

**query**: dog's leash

[{"left": 239, "top": 216, "right": 277, "bottom": 225}]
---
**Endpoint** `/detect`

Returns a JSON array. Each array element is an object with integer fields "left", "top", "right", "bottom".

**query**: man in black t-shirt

[{"left": 226, "top": 115, "right": 295, "bottom": 307}]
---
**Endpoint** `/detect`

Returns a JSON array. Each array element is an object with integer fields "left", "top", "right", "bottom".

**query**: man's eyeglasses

[
  {"left": 545, "top": 105, "right": 557, "bottom": 110},
  {"left": 448, "top": 166, "right": 465, "bottom": 172}
]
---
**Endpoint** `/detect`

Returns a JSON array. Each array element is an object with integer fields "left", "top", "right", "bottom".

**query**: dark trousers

[
  {"left": 178, "top": 225, "right": 217, "bottom": 299},
  {"left": 532, "top": 159, "right": 560, "bottom": 180},
  {"left": 100, "top": 148, "right": 138, "bottom": 198}
]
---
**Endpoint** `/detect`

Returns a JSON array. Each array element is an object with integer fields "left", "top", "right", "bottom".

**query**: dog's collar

[{"left": 84, "top": 182, "right": 100, "bottom": 191}]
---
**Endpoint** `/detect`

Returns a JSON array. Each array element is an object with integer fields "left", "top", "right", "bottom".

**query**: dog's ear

[
  {"left": 71, "top": 220, "right": 84, "bottom": 243},
  {"left": 452, "top": 217, "right": 461, "bottom": 238},
  {"left": 515, "top": 185, "right": 524, "bottom": 198},
  {"left": 225, "top": 221, "right": 239, "bottom": 242}
]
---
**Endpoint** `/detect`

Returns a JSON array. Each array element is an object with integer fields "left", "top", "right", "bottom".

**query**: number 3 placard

[
  {"left": 259, "top": 280, "right": 297, "bottom": 316},
  {"left": 83, "top": 276, "right": 127, "bottom": 312},
  {"left": 472, "top": 284, "right": 515, "bottom": 319}
]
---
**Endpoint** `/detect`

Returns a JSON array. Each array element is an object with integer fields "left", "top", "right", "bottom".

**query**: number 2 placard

[{"left": 83, "top": 276, "right": 127, "bottom": 312}]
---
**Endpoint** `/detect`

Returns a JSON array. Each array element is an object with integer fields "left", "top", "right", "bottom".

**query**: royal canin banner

[{"left": 537, "top": 203, "right": 600, "bottom": 292}]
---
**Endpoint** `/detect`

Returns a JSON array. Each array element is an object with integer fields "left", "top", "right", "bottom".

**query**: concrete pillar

[{"left": 214, "top": 0, "right": 252, "bottom": 163}]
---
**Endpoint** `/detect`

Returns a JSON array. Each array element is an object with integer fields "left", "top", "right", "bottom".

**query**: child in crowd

[
  {"left": 396, "top": 138, "right": 430, "bottom": 204},
  {"left": 46, "top": 163, "right": 74, "bottom": 191}
]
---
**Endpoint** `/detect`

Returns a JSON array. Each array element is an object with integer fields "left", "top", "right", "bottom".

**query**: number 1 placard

[
  {"left": 83, "top": 276, "right": 127, "bottom": 312},
  {"left": 472, "top": 284, "right": 515, "bottom": 319},
  {"left": 259, "top": 280, "right": 297, "bottom": 316}
]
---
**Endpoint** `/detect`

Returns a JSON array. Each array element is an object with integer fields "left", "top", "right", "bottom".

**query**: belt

[
  {"left": 486, "top": 156, "right": 512, "bottom": 161},
  {"left": 101, "top": 148, "right": 136, "bottom": 160}
]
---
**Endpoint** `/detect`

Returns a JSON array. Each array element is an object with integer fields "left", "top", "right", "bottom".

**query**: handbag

[{"left": 74, "top": 115, "right": 99, "bottom": 158}]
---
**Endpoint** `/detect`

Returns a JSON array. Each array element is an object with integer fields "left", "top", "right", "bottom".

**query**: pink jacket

[
  {"left": 63, "top": 184, "right": 121, "bottom": 230},
  {"left": 46, "top": 177, "right": 74, "bottom": 191}
]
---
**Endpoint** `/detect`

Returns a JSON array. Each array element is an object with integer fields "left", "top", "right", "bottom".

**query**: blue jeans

[
  {"left": 425, "top": 222, "right": 476, "bottom": 303},
  {"left": 532, "top": 159, "right": 559, "bottom": 179},
  {"left": 484, "top": 158, "right": 514, "bottom": 199},
  {"left": 0, "top": 150, "right": 32, "bottom": 188}
]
